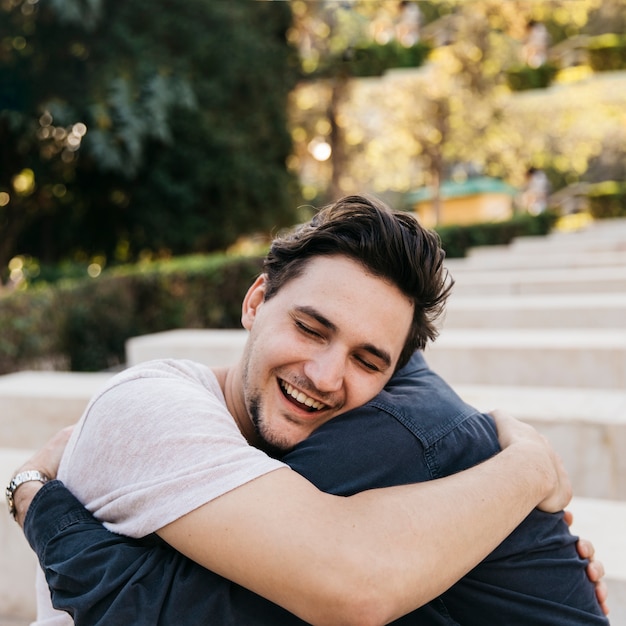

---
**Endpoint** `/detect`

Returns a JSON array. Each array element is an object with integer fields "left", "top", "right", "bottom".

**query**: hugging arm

[
  {"left": 17, "top": 414, "right": 607, "bottom": 626},
  {"left": 16, "top": 410, "right": 569, "bottom": 626},
  {"left": 24, "top": 482, "right": 306, "bottom": 626}
]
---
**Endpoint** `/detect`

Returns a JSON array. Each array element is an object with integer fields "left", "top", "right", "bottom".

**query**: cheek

[{"left": 346, "top": 370, "right": 389, "bottom": 409}]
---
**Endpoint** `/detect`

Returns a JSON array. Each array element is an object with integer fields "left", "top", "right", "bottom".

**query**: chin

[
  {"left": 257, "top": 431, "right": 297, "bottom": 458},
  {"left": 252, "top": 415, "right": 298, "bottom": 456}
]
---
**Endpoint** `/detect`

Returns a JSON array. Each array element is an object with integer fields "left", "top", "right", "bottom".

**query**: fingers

[
  {"left": 563, "top": 509, "right": 573, "bottom": 527},
  {"left": 578, "top": 537, "right": 610, "bottom": 617},
  {"left": 576, "top": 536, "right": 594, "bottom": 560},
  {"left": 587, "top": 558, "right": 605, "bottom": 583},
  {"left": 592, "top": 578, "right": 610, "bottom": 616}
]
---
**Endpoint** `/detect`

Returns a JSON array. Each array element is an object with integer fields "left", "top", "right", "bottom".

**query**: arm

[
  {"left": 20, "top": 485, "right": 608, "bottom": 626},
  {"left": 157, "top": 411, "right": 569, "bottom": 626},
  {"left": 23, "top": 482, "right": 307, "bottom": 626},
  {"left": 13, "top": 412, "right": 569, "bottom": 626}
]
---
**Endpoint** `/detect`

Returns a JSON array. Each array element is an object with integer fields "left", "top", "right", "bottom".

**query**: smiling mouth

[{"left": 279, "top": 380, "right": 327, "bottom": 412}]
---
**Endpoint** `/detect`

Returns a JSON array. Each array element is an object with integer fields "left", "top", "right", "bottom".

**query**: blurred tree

[
  {"left": 295, "top": 0, "right": 619, "bottom": 223},
  {"left": 287, "top": 0, "right": 429, "bottom": 202},
  {"left": 0, "top": 0, "right": 299, "bottom": 277}
]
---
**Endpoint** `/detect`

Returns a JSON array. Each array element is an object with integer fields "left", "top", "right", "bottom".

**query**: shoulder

[
  {"left": 370, "top": 352, "right": 480, "bottom": 444},
  {"left": 83, "top": 358, "right": 224, "bottom": 413}
]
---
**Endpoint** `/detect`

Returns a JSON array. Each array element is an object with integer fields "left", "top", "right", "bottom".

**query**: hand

[
  {"left": 11, "top": 425, "right": 74, "bottom": 527},
  {"left": 491, "top": 409, "right": 572, "bottom": 513},
  {"left": 564, "top": 510, "right": 610, "bottom": 616}
]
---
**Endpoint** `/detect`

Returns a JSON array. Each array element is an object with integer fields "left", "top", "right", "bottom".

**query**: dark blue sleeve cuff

[{"left": 23, "top": 480, "right": 95, "bottom": 559}]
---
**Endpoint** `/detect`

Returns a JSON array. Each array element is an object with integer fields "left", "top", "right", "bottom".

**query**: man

[{"left": 9, "top": 196, "right": 605, "bottom": 624}]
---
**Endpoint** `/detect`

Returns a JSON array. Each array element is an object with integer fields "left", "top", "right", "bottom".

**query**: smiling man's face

[{"left": 239, "top": 254, "right": 414, "bottom": 452}]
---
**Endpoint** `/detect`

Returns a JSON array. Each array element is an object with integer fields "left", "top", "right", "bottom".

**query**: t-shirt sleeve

[{"left": 58, "top": 359, "right": 286, "bottom": 537}]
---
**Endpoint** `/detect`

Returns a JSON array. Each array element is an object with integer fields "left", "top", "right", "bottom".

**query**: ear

[{"left": 241, "top": 274, "right": 267, "bottom": 330}]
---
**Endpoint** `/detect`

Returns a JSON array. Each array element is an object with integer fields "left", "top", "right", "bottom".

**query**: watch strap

[{"left": 6, "top": 470, "right": 50, "bottom": 519}]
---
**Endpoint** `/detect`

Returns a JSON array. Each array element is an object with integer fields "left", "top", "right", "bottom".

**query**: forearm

[
  {"left": 158, "top": 439, "right": 558, "bottom": 626},
  {"left": 23, "top": 482, "right": 308, "bottom": 626}
]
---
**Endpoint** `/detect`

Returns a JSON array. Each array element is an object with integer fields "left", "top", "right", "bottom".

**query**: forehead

[{"left": 273, "top": 255, "right": 413, "bottom": 362}]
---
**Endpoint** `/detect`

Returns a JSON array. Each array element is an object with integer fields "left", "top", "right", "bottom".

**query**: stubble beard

[
  {"left": 242, "top": 338, "right": 295, "bottom": 457},
  {"left": 248, "top": 396, "right": 293, "bottom": 458}
]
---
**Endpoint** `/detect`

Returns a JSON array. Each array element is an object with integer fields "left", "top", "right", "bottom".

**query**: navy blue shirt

[{"left": 24, "top": 352, "right": 608, "bottom": 625}]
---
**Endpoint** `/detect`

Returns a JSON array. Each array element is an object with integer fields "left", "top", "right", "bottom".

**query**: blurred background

[
  {"left": 2, "top": 5, "right": 626, "bottom": 623},
  {"left": 2, "top": 0, "right": 626, "bottom": 372}
]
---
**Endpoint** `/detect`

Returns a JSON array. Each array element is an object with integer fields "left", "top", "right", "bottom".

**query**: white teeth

[{"left": 282, "top": 381, "right": 324, "bottom": 411}]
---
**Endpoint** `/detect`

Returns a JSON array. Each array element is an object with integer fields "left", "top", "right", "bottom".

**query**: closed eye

[
  {"left": 354, "top": 355, "right": 381, "bottom": 372},
  {"left": 295, "top": 320, "right": 324, "bottom": 339}
]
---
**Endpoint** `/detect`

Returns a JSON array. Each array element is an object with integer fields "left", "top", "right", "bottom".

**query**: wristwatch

[{"left": 6, "top": 470, "right": 49, "bottom": 519}]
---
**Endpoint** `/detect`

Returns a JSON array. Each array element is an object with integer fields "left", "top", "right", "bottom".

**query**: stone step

[
  {"left": 453, "top": 383, "right": 626, "bottom": 501},
  {"left": 448, "top": 265, "right": 626, "bottom": 295},
  {"left": 506, "top": 218, "right": 626, "bottom": 253},
  {"left": 441, "top": 293, "right": 626, "bottom": 329},
  {"left": 445, "top": 249, "right": 626, "bottom": 272},
  {"left": 509, "top": 233, "right": 626, "bottom": 254},
  {"left": 2, "top": 443, "right": 624, "bottom": 624},
  {"left": 425, "top": 328, "right": 626, "bottom": 389},
  {"left": 0, "top": 371, "right": 113, "bottom": 449},
  {"left": 126, "top": 328, "right": 248, "bottom": 368}
]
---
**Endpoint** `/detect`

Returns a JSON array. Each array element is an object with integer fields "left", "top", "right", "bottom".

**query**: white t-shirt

[{"left": 34, "top": 358, "right": 287, "bottom": 624}]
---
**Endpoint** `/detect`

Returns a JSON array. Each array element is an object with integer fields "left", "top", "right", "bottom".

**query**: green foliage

[
  {"left": 0, "top": 0, "right": 299, "bottom": 270},
  {"left": 0, "top": 287, "right": 64, "bottom": 372},
  {"left": 315, "top": 41, "right": 431, "bottom": 78},
  {"left": 0, "top": 254, "right": 264, "bottom": 373},
  {"left": 350, "top": 41, "right": 431, "bottom": 76},
  {"left": 505, "top": 63, "right": 559, "bottom": 91},
  {"left": 436, "top": 211, "right": 559, "bottom": 259},
  {"left": 587, "top": 34, "right": 626, "bottom": 71},
  {"left": 587, "top": 181, "right": 626, "bottom": 218}
]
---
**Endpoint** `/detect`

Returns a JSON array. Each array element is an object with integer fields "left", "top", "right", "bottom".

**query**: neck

[{"left": 213, "top": 363, "right": 258, "bottom": 445}]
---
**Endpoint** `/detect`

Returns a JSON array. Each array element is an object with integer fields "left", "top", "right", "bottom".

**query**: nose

[{"left": 304, "top": 346, "right": 346, "bottom": 394}]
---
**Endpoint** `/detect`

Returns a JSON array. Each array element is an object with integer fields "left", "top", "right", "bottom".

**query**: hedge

[
  {"left": 587, "top": 181, "right": 626, "bottom": 218},
  {"left": 505, "top": 63, "right": 559, "bottom": 91},
  {"left": 313, "top": 41, "right": 431, "bottom": 78},
  {"left": 0, "top": 255, "right": 263, "bottom": 374},
  {"left": 587, "top": 34, "right": 626, "bottom": 72}
]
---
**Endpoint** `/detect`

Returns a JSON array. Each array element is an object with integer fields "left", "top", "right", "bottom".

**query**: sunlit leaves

[{"left": 289, "top": 0, "right": 626, "bottom": 206}]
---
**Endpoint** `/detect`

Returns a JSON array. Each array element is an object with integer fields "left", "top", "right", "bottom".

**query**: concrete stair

[
  {"left": 454, "top": 384, "right": 626, "bottom": 500},
  {"left": 126, "top": 328, "right": 247, "bottom": 368},
  {"left": 447, "top": 265, "right": 626, "bottom": 295},
  {"left": 446, "top": 249, "right": 626, "bottom": 272},
  {"left": 442, "top": 293, "right": 626, "bottom": 329},
  {"left": 424, "top": 328, "right": 626, "bottom": 389},
  {"left": 2, "top": 218, "right": 626, "bottom": 623},
  {"left": 0, "top": 371, "right": 113, "bottom": 449}
]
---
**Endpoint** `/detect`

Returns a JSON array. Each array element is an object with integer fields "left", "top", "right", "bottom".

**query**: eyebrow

[{"left": 294, "top": 305, "right": 393, "bottom": 370}]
